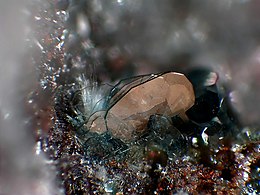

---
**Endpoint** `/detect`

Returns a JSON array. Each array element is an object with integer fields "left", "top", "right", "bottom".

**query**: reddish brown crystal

[
  {"left": 87, "top": 72, "right": 195, "bottom": 141},
  {"left": 109, "top": 72, "right": 194, "bottom": 118}
]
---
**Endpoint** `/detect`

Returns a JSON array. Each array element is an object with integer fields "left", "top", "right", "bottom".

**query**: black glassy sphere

[{"left": 186, "top": 68, "right": 221, "bottom": 123}]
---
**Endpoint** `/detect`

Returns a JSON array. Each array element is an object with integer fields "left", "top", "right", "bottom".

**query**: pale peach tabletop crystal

[{"left": 86, "top": 72, "right": 195, "bottom": 142}]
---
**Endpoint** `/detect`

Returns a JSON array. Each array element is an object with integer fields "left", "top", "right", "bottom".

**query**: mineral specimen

[
  {"left": 87, "top": 72, "right": 195, "bottom": 141},
  {"left": 27, "top": 1, "right": 260, "bottom": 194}
]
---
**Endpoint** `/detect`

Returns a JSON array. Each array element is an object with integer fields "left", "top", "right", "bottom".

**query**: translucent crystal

[{"left": 87, "top": 72, "right": 195, "bottom": 141}]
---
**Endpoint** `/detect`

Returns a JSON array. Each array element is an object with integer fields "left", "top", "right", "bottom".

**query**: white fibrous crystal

[{"left": 77, "top": 75, "right": 105, "bottom": 118}]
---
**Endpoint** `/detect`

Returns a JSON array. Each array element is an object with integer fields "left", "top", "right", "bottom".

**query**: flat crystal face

[{"left": 106, "top": 73, "right": 162, "bottom": 110}]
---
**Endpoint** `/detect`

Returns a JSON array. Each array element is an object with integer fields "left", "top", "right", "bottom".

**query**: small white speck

[
  {"left": 192, "top": 137, "right": 198, "bottom": 147},
  {"left": 34, "top": 16, "right": 41, "bottom": 20},
  {"left": 4, "top": 113, "right": 10, "bottom": 119},
  {"left": 35, "top": 141, "right": 42, "bottom": 155},
  {"left": 117, "top": 0, "right": 124, "bottom": 5},
  {"left": 201, "top": 127, "right": 209, "bottom": 145},
  {"left": 243, "top": 171, "right": 249, "bottom": 181},
  {"left": 34, "top": 39, "right": 44, "bottom": 51},
  {"left": 141, "top": 99, "right": 147, "bottom": 105}
]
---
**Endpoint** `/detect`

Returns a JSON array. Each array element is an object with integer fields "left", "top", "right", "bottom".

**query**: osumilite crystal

[{"left": 87, "top": 72, "right": 195, "bottom": 141}]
